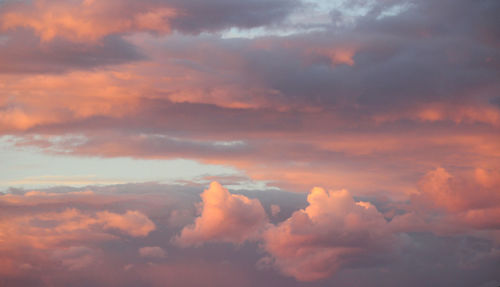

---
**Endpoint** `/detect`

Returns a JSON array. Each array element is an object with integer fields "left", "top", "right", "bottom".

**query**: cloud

[
  {"left": 175, "top": 181, "right": 267, "bottom": 246},
  {"left": 391, "top": 167, "right": 500, "bottom": 239},
  {"left": 0, "top": 208, "right": 155, "bottom": 252},
  {"left": 0, "top": 0, "right": 298, "bottom": 42},
  {"left": 270, "top": 204, "right": 281, "bottom": 216},
  {"left": 97, "top": 210, "right": 156, "bottom": 237},
  {"left": 0, "top": 189, "right": 96, "bottom": 206},
  {"left": 51, "top": 246, "right": 95, "bottom": 270},
  {"left": 0, "top": 183, "right": 498, "bottom": 286},
  {"left": 0, "top": 31, "right": 144, "bottom": 74},
  {"left": 1, "top": 0, "right": 498, "bottom": 194},
  {"left": 139, "top": 246, "right": 167, "bottom": 258},
  {"left": 0, "top": 0, "right": 499, "bottom": 284},
  {"left": 413, "top": 167, "right": 500, "bottom": 212},
  {"left": 0, "top": 0, "right": 498, "bottom": 198},
  {"left": 261, "top": 187, "right": 394, "bottom": 281},
  {"left": 0, "top": 0, "right": 176, "bottom": 42}
]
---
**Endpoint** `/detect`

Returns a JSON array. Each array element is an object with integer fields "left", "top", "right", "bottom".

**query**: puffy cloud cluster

[
  {"left": 0, "top": 208, "right": 155, "bottom": 250},
  {"left": 391, "top": 168, "right": 500, "bottom": 242},
  {"left": 0, "top": 181, "right": 499, "bottom": 286},
  {"left": 173, "top": 183, "right": 398, "bottom": 281},
  {"left": 414, "top": 168, "right": 500, "bottom": 213},
  {"left": 96, "top": 210, "right": 156, "bottom": 237},
  {"left": 175, "top": 181, "right": 268, "bottom": 246},
  {"left": 171, "top": 179, "right": 500, "bottom": 282},
  {"left": 0, "top": 187, "right": 157, "bottom": 279},
  {"left": 261, "top": 187, "right": 394, "bottom": 281}
]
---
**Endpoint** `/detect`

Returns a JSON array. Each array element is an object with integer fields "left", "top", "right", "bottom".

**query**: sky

[{"left": 0, "top": 0, "right": 499, "bottom": 286}]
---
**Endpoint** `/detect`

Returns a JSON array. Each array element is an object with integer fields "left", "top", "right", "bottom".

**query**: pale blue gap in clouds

[
  {"left": 221, "top": 0, "right": 413, "bottom": 39},
  {"left": 0, "top": 136, "right": 257, "bottom": 191}
]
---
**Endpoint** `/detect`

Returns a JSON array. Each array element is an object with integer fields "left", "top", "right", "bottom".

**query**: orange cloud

[
  {"left": 0, "top": 70, "right": 142, "bottom": 132},
  {"left": 0, "top": 208, "right": 155, "bottom": 250},
  {"left": 391, "top": 167, "right": 500, "bottom": 240},
  {"left": 174, "top": 181, "right": 268, "bottom": 246},
  {"left": 413, "top": 167, "right": 500, "bottom": 212},
  {"left": 417, "top": 104, "right": 500, "bottom": 126},
  {"left": 0, "top": 0, "right": 176, "bottom": 42},
  {"left": 308, "top": 47, "right": 357, "bottom": 66},
  {"left": 375, "top": 102, "right": 500, "bottom": 126},
  {"left": 261, "top": 187, "right": 393, "bottom": 281},
  {"left": 97, "top": 210, "right": 156, "bottom": 237}
]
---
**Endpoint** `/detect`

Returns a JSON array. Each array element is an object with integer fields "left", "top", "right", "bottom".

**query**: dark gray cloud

[
  {"left": 235, "top": 0, "right": 500, "bottom": 111},
  {"left": 168, "top": 0, "right": 301, "bottom": 33},
  {"left": 0, "top": 31, "right": 145, "bottom": 74}
]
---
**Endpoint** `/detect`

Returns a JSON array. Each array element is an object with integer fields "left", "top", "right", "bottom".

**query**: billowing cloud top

[
  {"left": 174, "top": 181, "right": 267, "bottom": 246},
  {"left": 262, "top": 187, "right": 394, "bottom": 281}
]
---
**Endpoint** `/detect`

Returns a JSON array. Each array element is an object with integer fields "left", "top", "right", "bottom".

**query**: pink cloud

[
  {"left": 0, "top": 0, "right": 176, "bottom": 42},
  {"left": 413, "top": 167, "right": 500, "bottom": 212},
  {"left": 174, "top": 181, "right": 268, "bottom": 246},
  {"left": 0, "top": 208, "right": 155, "bottom": 252},
  {"left": 391, "top": 168, "right": 500, "bottom": 241},
  {"left": 261, "top": 187, "right": 394, "bottom": 281},
  {"left": 0, "top": 190, "right": 97, "bottom": 206},
  {"left": 97, "top": 210, "right": 156, "bottom": 237}
]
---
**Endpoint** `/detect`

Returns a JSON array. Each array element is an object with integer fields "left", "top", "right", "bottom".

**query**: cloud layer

[
  {"left": 1, "top": 0, "right": 499, "bottom": 197},
  {"left": 0, "top": 181, "right": 499, "bottom": 286}
]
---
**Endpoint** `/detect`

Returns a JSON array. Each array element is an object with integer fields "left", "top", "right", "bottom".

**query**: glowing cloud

[
  {"left": 0, "top": 0, "right": 176, "bottom": 42},
  {"left": 262, "top": 187, "right": 394, "bottom": 281},
  {"left": 97, "top": 210, "right": 156, "bottom": 237},
  {"left": 175, "top": 181, "right": 268, "bottom": 246}
]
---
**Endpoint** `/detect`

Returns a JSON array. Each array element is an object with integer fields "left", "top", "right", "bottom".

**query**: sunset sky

[{"left": 1, "top": 0, "right": 500, "bottom": 286}]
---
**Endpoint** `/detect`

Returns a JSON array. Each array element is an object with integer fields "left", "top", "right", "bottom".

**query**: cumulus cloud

[
  {"left": 261, "top": 187, "right": 394, "bottom": 281},
  {"left": 391, "top": 167, "right": 500, "bottom": 239},
  {"left": 97, "top": 210, "right": 156, "bottom": 237},
  {"left": 0, "top": 208, "right": 155, "bottom": 253},
  {"left": 175, "top": 181, "right": 267, "bottom": 246},
  {"left": 0, "top": 183, "right": 499, "bottom": 286},
  {"left": 413, "top": 167, "right": 500, "bottom": 212}
]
